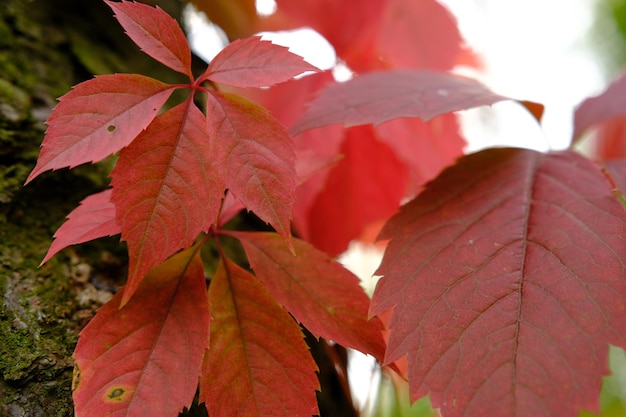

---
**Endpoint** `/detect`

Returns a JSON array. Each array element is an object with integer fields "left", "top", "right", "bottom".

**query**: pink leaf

[
  {"left": 604, "top": 159, "right": 626, "bottom": 195},
  {"left": 201, "top": 36, "right": 319, "bottom": 88},
  {"left": 105, "top": 0, "right": 192, "bottom": 77},
  {"left": 26, "top": 74, "right": 175, "bottom": 183},
  {"left": 589, "top": 115, "right": 626, "bottom": 160},
  {"left": 291, "top": 69, "right": 509, "bottom": 135},
  {"left": 375, "top": 0, "right": 466, "bottom": 70},
  {"left": 206, "top": 91, "right": 295, "bottom": 244},
  {"left": 73, "top": 245, "right": 209, "bottom": 417},
  {"left": 111, "top": 100, "right": 223, "bottom": 305},
  {"left": 42, "top": 189, "right": 120, "bottom": 265},
  {"left": 574, "top": 70, "right": 626, "bottom": 141}
]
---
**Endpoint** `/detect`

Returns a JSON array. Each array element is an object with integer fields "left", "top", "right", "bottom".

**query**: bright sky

[{"left": 186, "top": 0, "right": 618, "bottom": 412}]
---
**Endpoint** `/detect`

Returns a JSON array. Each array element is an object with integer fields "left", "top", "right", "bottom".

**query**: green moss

[
  {"left": 0, "top": 0, "right": 196, "bottom": 414},
  {"left": 0, "top": 168, "right": 117, "bottom": 415},
  {"left": 0, "top": 78, "right": 30, "bottom": 122},
  {"left": 0, "top": 227, "right": 75, "bottom": 414}
]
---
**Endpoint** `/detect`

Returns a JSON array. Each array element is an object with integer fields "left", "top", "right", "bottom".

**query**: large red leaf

[
  {"left": 105, "top": 0, "right": 192, "bottom": 77},
  {"left": 111, "top": 99, "right": 223, "bottom": 305},
  {"left": 200, "top": 36, "right": 319, "bottom": 88},
  {"left": 206, "top": 91, "right": 295, "bottom": 243},
  {"left": 26, "top": 74, "right": 174, "bottom": 183},
  {"left": 42, "top": 189, "right": 120, "bottom": 265},
  {"left": 307, "top": 125, "right": 408, "bottom": 256},
  {"left": 73, "top": 244, "right": 209, "bottom": 417},
  {"left": 291, "top": 70, "right": 509, "bottom": 135},
  {"left": 231, "top": 231, "right": 386, "bottom": 362},
  {"left": 573, "top": 70, "right": 626, "bottom": 142},
  {"left": 371, "top": 148, "right": 626, "bottom": 417},
  {"left": 200, "top": 255, "right": 319, "bottom": 417}
]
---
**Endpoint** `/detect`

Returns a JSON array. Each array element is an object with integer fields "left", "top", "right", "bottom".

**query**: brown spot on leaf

[{"left": 105, "top": 387, "right": 127, "bottom": 402}]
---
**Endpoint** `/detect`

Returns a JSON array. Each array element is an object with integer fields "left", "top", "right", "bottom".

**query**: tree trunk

[{"left": 0, "top": 1, "right": 189, "bottom": 415}]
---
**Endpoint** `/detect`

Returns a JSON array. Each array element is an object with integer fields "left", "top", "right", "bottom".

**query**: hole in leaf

[{"left": 107, "top": 125, "right": 116, "bottom": 132}]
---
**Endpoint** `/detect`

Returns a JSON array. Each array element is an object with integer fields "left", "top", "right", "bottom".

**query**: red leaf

[
  {"left": 201, "top": 36, "right": 319, "bottom": 88},
  {"left": 73, "top": 245, "right": 209, "bottom": 417},
  {"left": 306, "top": 125, "right": 408, "bottom": 256},
  {"left": 222, "top": 73, "right": 347, "bottom": 243},
  {"left": 519, "top": 100, "right": 545, "bottom": 124},
  {"left": 604, "top": 159, "right": 626, "bottom": 194},
  {"left": 292, "top": 123, "right": 346, "bottom": 241},
  {"left": 374, "top": 0, "right": 465, "bottom": 71},
  {"left": 42, "top": 189, "right": 120, "bottom": 265},
  {"left": 200, "top": 255, "right": 319, "bottom": 417},
  {"left": 265, "top": 0, "right": 477, "bottom": 72},
  {"left": 111, "top": 99, "right": 223, "bottom": 305},
  {"left": 217, "top": 191, "right": 245, "bottom": 228},
  {"left": 574, "top": 71, "right": 626, "bottom": 141},
  {"left": 602, "top": 159, "right": 626, "bottom": 208},
  {"left": 268, "top": 0, "right": 387, "bottom": 72},
  {"left": 206, "top": 92, "right": 295, "bottom": 244},
  {"left": 590, "top": 115, "right": 626, "bottom": 160},
  {"left": 225, "top": 71, "right": 336, "bottom": 128},
  {"left": 105, "top": 0, "right": 192, "bottom": 77},
  {"left": 26, "top": 74, "right": 174, "bottom": 183},
  {"left": 371, "top": 148, "right": 626, "bottom": 417},
  {"left": 291, "top": 70, "right": 509, "bottom": 135},
  {"left": 376, "top": 114, "right": 465, "bottom": 194},
  {"left": 232, "top": 231, "right": 387, "bottom": 362}
]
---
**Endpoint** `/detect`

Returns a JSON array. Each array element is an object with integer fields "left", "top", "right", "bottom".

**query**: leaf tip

[
  {"left": 39, "top": 252, "right": 53, "bottom": 267},
  {"left": 118, "top": 284, "right": 137, "bottom": 309},
  {"left": 24, "top": 166, "right": 42, "bottom": 186},
  {"left": 286, "top": 235, "right": 296, "bottom": 256},
  {"left": 518, "top": 100, "right": 545, "bottom": 124},
  {"left": 102, "top": 0, "right": 117, "bottom": 12}
]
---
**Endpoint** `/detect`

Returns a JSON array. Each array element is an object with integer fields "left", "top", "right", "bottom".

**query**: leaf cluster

[{"left": 25, "top": 1, "right": 626, "bottom": 417}]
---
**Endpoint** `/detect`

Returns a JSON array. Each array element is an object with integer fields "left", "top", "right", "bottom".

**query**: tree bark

[{"left": 0, "top": 1, "right": 189, "bottom": 415}]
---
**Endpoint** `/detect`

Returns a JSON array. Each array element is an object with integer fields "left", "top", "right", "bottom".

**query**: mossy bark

[{"left": 0, "top": 1, "right": 189, "bottom": 415}]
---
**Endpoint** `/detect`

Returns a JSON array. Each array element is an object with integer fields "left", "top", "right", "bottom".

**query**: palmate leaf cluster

[{"left": 25, "top": 1, "right": 626, "bottom": 416}]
